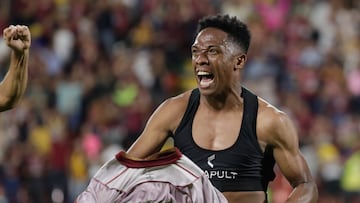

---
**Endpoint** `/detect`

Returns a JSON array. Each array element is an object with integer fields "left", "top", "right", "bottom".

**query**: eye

[
  {"left": 191, "top": 49, "right": 200, "bottom": 56},
  {"left": 207, "top": 48, "right": 219, "bottom": 55}
]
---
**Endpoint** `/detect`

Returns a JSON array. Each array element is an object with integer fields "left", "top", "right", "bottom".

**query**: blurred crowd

[{"left": 0, "top": 0, "right": 359, "bottom": 202}]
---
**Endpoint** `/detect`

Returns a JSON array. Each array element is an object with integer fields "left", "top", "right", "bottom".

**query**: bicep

[{"left": 270, "top": 113, "right": 313, "bottom": 188}]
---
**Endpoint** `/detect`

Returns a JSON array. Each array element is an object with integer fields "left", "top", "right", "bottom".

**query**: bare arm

[
  {"left": 0, "top": 25, "right": 31, "bottom": 112},
  {"left": 126, "top": 92, "right": 190, "bottom": 158},
  {"left": 262, "top": 108, "right": 318, "bottom": 203}
]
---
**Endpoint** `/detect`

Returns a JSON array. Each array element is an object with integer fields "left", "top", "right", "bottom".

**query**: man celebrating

[{"left": 127, "top": 14, "right": 318, "bottom": 203}]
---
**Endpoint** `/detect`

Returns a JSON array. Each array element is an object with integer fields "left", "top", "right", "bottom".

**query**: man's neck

[{"left": 201, "top": 87, "right": 243, "bottom": 111}]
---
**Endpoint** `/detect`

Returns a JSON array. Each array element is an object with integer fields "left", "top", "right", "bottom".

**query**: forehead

[{"left": 192, "top": 27, "right": 228, "bottom": 47}]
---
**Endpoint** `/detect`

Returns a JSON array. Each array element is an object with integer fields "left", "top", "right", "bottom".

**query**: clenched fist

[{"left": 3, "top": 25, "right": 31, "bottom": 54}]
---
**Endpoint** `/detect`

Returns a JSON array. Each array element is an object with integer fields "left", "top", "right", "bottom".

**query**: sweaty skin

[
  {"left": 127, "top": 28, "right": 318, "bottom": 203},
  {"left": 0, "top": 25, "right": 31, "bottom": 112}
]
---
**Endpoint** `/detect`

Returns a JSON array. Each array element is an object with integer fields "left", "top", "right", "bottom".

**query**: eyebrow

[{"left": 191, "top": 45, "right": 222, "bottom": 49}]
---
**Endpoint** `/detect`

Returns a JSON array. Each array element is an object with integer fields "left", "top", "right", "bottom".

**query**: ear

[
  {"left": 237, "top": 54, "right": 247, "bottom": 65},
  {"left": 234, "top": 54, "right": 247, "bottom": 71}
]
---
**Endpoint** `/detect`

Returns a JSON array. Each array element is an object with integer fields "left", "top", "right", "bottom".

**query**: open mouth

[{"left": 197, "top": 71, "right": 214, "bottom": 88}]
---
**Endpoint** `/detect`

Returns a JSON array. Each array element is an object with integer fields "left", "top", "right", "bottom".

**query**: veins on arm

[
  {"left": 264, "top": 108, "right": 318, "bottom": 202},
  {"left": 265, "top": 109, "right": 312, "bottom": 187}
]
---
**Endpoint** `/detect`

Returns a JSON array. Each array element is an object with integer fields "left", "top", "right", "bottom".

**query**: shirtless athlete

[{"left": 127, "top": 14, "right": 318, "bottom": 203}]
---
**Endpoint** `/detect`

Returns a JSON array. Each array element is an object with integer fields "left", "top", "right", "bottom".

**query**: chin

[{"left": 197, "top": 86, "right": 216, "bottom": 96}]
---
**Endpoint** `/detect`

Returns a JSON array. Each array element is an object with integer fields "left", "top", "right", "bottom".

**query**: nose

[{"left": 193, "top": 51, "right": 209, "bottom": 65}]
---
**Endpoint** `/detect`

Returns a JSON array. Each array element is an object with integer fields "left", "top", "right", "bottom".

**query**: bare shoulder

[
  {"left": 157, "top": 90, "right": 192, "bottom": 114},
  {"left": 257, "top": 97, "right": 299, "bottom": 149},
  {"left": 150, "top": 89, "right": 193, "bottom": 133}
]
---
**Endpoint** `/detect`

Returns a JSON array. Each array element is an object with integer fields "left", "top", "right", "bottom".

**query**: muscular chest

[{"left": 192, "top": 108, "right": 243, "bottom": 150}]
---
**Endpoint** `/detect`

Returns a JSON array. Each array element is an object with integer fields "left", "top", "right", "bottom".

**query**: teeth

[{"left": 197, "top": 71, "right": 211, "bottom": 76}]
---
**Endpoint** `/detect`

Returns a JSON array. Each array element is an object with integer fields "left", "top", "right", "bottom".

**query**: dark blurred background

[{"left": 0, "top": 0, "right": 359, "bottom": 202}]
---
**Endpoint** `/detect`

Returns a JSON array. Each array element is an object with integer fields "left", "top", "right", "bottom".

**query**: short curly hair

[{"left": 196, "top": 14, "right": 251, "bottom": 53}]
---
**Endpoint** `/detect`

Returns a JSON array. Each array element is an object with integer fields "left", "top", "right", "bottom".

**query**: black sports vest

[{"left": 172, "top": 87, "right": 275, "bottom": 192}]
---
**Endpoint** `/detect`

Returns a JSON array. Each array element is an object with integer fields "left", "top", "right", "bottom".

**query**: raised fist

[{"left": 3, "top": 25, "right": 31, "bottom": 54}]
